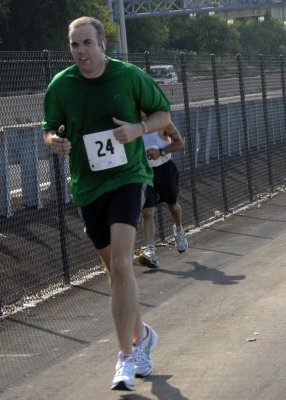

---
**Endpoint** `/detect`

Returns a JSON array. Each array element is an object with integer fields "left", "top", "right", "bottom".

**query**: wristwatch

[{"left": 159, "top": 148, "right": 167, "bottom": 157}]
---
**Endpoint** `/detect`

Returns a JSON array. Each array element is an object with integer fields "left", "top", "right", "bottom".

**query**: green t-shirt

[{"left": 42, "top": 57, "right": 171, "bottom": 206}]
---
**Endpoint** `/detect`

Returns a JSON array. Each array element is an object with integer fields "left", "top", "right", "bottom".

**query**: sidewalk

[{"left": 2, "top": 191, "right": 286, "bottom": 400}]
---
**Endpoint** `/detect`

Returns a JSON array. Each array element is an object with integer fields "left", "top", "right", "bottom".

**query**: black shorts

[
  {"left": 144, "top": 159, "right": 179, "bottom": 208},
  {"left": 79, "top": 183, "right": 147, "bottom": 250}
]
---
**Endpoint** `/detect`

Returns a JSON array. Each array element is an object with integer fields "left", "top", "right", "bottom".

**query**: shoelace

[
  {"left": 134, "top": 345, "right": 146, "bottom": 362},
  {"left": 176, "top": 231, "right": 185, "bottom": 244},
  {"left": 115, "top": 359, "right": 133, "bottom": 376}
]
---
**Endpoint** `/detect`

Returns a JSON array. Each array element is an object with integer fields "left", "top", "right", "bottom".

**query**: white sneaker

[
  {"left": 173, "top": 225, "right": 188, "bottom": 253},
  {"left": 134, "top": 324, "right": 158, "bottom": 377},
  {"left": 138, "top": 246, "right": 159, "bottom": 268},
  {"left": 111, "top": 352, "right": 135, "bottom": 391}
]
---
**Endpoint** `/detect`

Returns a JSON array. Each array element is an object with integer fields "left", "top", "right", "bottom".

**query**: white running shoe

[
  {"left": 138, "top": 246, "right": 159, "bottom": 268},
  {"left": 134, "top": 324, "right": 158, "bottom": 377},
  {"left": 111, "top": 352, "right": 135, "bottom": 391},
  {"left": 173, "top": 225, "right": 188, "bottom": 253}
]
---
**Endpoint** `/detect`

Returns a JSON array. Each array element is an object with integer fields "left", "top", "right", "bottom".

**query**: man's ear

[{"left": 102, "top": 39, "right": 107, "bottom": 51}]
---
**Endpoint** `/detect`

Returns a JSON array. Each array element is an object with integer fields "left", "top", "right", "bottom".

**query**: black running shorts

[
  {"left": 144, "top": 159, "right": 179, "bottom": 208},
  {"left": 79, "top": 183, "right": 147, "bottom": 249}
]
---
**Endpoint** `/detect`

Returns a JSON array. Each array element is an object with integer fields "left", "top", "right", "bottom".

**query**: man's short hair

[{"left": 69, "top": 16, "right": 105, "bottom": 42}]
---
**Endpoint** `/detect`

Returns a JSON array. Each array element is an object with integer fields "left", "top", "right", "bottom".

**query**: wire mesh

[{"left": 1, "top": 51, "right": 286, "bottom": 313}]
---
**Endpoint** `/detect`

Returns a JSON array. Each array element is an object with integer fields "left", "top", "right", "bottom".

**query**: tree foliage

[
  {"left": 0, "top": 0, "right": 10, "bottom": 20},
  {"left": 126, "top": 9, "right": 286, "bottom": 56},
  {"left": 165, "top": 14, "right": 241, "bottom": 55},
  {"left": 0, "top": 0, "right": 10, "bottom": 44},
  {"left": 1, "top": 1, "right": 286, "bottom": 55},
  {"left": 0, "top": 0, "right": 118, "bottom": 50},
  {"left": 126, "top": 17, "right": 169, "bottom": 53},
  {"left": 234, "top": 10, "right": 286, "bottom": 55}
]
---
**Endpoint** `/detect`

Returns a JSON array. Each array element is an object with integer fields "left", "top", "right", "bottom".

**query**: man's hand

[
  {"left": 112, "top": 117, "right": 143, "bottom": 144},
  {"left": 48, "top": 125, "right": 72, "bottom": 155},
  {"left": 146, "top": 148, "right": 161, "bottom": 160}
]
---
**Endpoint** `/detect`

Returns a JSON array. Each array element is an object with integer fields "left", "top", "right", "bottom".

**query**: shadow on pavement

[
  {"left": 144, "top": 262, "right": 245, "bottom": 285},
  {"left": 119, "top": 374, "right": 189, "bottom": 400},
  {"left": 6, "top": 316, "right": 91, "bottom": 345}
]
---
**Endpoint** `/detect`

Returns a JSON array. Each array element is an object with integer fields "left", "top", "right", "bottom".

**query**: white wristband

[{"left": 141, "top": 120, "right": 148, "bottom": 134}]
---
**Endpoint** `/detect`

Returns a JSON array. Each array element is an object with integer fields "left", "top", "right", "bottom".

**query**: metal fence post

[
  {"left": 156, "top": 204, "right": 165, "bottom": 242},
  {"left": 259, "top": 54, "right": 273, "bottom": 192},
  {"left": 210, "top": 54, "right": 229, "bottom": 214},
  {"left": 0, "top": 128, "right": 12, "bottom": 218},
  {"left": 236, "top": 53, "right": 253, "bottom": 203},
  {"left": 279, "top": 55, "right": 286, "bottom": 138},
  {"left": 180, "top": 52, "right": 199, "bottom": 226},
  {"left": 42, "top": 49, "right": 70, "bottom": 285},
  {"left": 144, "top": 50, "right": 167, "bottom": 239},
  {"left": 144, "top": 51, "right": 151, "bottom": 75}
]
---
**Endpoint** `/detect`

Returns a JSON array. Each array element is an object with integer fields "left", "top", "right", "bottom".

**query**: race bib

[{"left": 83, "top": 130, "right": 127, "bottom": 171}]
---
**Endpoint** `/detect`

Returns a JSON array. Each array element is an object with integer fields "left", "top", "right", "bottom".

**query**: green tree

[
  {"left": 0, "top": 0, "right": 10, "bottom": 44},
  {"left": 2, "top": 1, "right": 286, "bottom": 56},
  {"left": 0, "top": 0, "right": 118, "bottom": 50},
  {"left": 235, "top": 10, "right": 286, "bottom": 55},
  {"left": 126, "top": 17, "right": 169, "bottom": 52},
  {"left": 0, "top": 0, "right": 10, "bottom": 20},
  {"left": 168, "top": 13, "right": 241, "bottom": 55}
]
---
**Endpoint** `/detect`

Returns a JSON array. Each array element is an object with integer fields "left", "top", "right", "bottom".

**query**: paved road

[{"left": 1, "top": 191, "right": 286, "bottom": 399}]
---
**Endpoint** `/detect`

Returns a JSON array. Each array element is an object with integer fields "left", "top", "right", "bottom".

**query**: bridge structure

[{"left": 109, "top": 0, "right": 286, "bottom": 20}]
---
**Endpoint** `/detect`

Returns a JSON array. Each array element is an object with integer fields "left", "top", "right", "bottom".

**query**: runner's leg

[
  {"left": 142, "top": 207, "right": 156, "bottom": 246},
  {"left": 108, "top": 222, "right": 142, "bottom": 354},
  {"left": 167, "top": 202, "right": 182, "bottom": 227}
]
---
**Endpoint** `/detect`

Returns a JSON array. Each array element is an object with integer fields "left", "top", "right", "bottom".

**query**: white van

[{"left": 148, "top": 65, "right": 178, "bottom": 84}]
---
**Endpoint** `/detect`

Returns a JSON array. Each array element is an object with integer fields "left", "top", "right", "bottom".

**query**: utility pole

[
  {"left": 118, "top": 0, "right": 128, "bottom": 55},
  {"left": 106, "top": 0, "right": 122, "bottom": 53}
]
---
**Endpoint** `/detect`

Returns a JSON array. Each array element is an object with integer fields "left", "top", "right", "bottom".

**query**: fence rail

[{"left": 1, "top": 51, "right": 286, "bottom": 314}]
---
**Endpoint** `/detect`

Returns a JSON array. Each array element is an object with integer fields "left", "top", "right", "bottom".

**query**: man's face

[{"left": 69, "top": 24, "right": 105, "bottom": 78}]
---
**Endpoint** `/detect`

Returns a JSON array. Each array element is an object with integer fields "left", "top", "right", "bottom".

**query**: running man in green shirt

[{"left": 42, "top": 16, "right": 171, "bottom": 391}]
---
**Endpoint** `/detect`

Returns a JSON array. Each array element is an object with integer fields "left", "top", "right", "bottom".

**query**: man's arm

[
  {"left": 112, "top": 110, "right": 170, "bottom": 144},
  {"left": 142, "top": 110, "right": 171, "bottom": 135},
  {"left": 161, "top": 121, "right": 184, "bottom": 154},
  {"left": 146, "top": 121, "right": 184, "bottom": 161}
]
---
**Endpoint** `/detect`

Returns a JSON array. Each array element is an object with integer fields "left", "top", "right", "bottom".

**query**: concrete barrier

[
  {"left": 171, "top": 95, "right": 285, "bottom": 171},
  {"left": 0, "top": 124, "right": 70, "bottom": 217},
  {"left": 1, "top": 95, "right": 285, "bottom": 217}
]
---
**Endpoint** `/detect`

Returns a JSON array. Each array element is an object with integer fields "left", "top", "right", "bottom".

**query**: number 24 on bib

[{"left": 83, "top": 130, "right": 127, "bottom": 171}]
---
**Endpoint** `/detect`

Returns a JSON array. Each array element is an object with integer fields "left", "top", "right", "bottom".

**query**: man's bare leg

[
  {"left": 99, "top": 223, "right": 142, "bottom": 353},
  {"left": 167, "top": 202, "right": 182, "bottom": 227},
  {"left": 142, "top": 207, "right": 156, "bottom": 245}
]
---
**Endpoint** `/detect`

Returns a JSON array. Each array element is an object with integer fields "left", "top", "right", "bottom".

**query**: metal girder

[{"left": 110, "top": 0, "right": 286, "bottom": 19}]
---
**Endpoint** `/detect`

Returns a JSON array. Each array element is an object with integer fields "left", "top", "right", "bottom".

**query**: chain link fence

[{"left": 1, "top": 51, "right": 286, "bottom": 314}]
